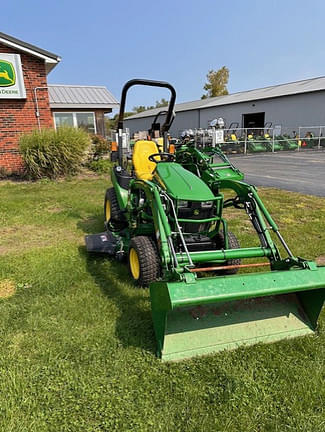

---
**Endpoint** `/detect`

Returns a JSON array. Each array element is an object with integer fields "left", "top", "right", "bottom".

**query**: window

[
  {"left": 76, "top": 113, "right": 96, "bottom": 133},
  {"left": 54, "top": 112, "right": 74, "bottom": 128},
  {"left": 53, "top": 112, "right": 96, "bottom": 134}
]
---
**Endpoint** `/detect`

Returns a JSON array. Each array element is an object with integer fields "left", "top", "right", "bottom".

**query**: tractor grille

[{"left": 177, "top": 201, "right": 214, "bottom": 233}]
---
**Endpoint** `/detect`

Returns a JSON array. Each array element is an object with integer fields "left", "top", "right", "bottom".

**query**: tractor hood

[{"left": 154, "top": 163, "right": 215, "bottom": 201}]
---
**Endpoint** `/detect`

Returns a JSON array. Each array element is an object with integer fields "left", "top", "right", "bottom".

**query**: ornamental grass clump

[{"left": 19, "top": 126, "right": 91, "bottom": 179}]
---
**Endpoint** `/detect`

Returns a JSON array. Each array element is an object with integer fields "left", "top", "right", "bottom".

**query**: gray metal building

[{"left": 124, "top": 76, "right": 325, "bottom": 137}]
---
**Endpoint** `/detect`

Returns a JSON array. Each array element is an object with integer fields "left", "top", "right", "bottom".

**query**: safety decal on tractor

[{"left": 0, "top": 60, "right": 16, "bottom": 87}]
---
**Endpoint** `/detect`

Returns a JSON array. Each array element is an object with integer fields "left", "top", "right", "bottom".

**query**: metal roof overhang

[
  {"left": 50, "top": 103, "right": 119, "bottom": 110},
  {"left": 0, "top": 32, "right": 61, "bottom": 74}
]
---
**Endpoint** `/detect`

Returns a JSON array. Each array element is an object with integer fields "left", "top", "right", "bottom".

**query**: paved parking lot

[{"left": 229, "top": 150, "right": 325, "bottom": 197}]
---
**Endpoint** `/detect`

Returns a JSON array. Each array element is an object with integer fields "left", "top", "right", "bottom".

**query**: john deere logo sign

[
  {"left": 0, "top": 53, "right": 26, "bottom": 98},
  {"left": 0, "top": 60, "right": 16, "bottom": 87}
]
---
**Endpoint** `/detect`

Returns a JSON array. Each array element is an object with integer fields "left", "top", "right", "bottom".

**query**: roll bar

[
  {"left": 117, "top": 79, "right": 176, "bottom": 164},
  {"left": 117, "top": 79, "right": 176, "bottom": 132}
]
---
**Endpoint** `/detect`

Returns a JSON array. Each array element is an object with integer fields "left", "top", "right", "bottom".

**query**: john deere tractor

[{"left": 86, "top": 79, "right": 325, "bottom": 362}]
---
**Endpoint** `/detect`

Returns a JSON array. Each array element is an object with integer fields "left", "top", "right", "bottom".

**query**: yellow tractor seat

[{"left": 132, "top": 140, "right": 160, "bottom": 180}]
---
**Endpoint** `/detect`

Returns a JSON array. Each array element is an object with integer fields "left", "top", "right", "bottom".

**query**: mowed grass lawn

[{"left": 0, "top": 175, "right": 325, "bottom": 432}]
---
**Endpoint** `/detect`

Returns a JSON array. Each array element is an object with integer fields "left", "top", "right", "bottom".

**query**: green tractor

[
  {"left": 275, "top": 134, "right": 299, "bottom": 151},
  {"left": 246, "top": 126, "right": 268, "bottom": 153},
  {"left": 223, "top": 122, "right": 243, "bottom": 154},
  {"left": 246, "top": 123, "right": 285, "bottom": 153},
  {"left": 262, "top": 122, "right": 285, "bottom": 152},
  {"left": 86, "top": 79, "right": 325, "bottom": 362}
]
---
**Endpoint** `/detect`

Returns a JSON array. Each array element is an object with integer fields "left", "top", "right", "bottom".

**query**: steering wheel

[{"left": 148, "top": 153, "right": 176, "bottom": 163}]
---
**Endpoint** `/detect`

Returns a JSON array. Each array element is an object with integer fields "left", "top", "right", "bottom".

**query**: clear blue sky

[{"left": 3, "top": 0, "right": 325, "bottom": 112}]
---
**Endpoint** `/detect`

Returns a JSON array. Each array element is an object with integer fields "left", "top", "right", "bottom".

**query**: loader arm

[{"left": 176, "top": 145, "right": 301, "bottom": 268}]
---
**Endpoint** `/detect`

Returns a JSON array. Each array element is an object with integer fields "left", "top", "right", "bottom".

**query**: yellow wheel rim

[
  {"left": 105, "top": 200, "right": 111, "bottom": 222},
  {"left": 129, "top": 248, "right": 140, "bottom": 280}
]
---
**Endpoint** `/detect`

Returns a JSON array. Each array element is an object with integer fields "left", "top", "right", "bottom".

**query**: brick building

[{"left": 0, "top": 32, "right": 119, "bottom": 173}]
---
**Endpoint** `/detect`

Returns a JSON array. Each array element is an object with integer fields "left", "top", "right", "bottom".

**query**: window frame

[{"left": 53, "top": 111, "right": 97, "bottom": 134}]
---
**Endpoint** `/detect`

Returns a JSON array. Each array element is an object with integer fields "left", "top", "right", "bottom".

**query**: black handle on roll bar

[
  {"left": 152, "top": 110, "right": 168, "bottom": 126},
  {"left": 149, "top": 110, "right": 175, "bottom": 138}
]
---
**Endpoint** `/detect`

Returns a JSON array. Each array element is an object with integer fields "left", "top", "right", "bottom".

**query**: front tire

[
  {"left": 214, "top": 230, "right": 241, "bottom": 275},
  {"left": 128, "top": 236, "right": 160, "bottom": 287}
]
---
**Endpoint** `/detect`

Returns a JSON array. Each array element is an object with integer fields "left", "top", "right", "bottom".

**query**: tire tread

[
  {"left": 215, "top": 230, "right": 241, "bottom": 275},
  {"left": 129, "top": 236, "right": 160, "bottom": 286},
  {"left": 104, "top": 187, "right": 126, "bottom": 231}
]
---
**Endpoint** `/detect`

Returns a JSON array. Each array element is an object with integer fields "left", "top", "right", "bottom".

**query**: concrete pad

[{"left": 229, "top": 150, "right": 325, "bottom": 196}]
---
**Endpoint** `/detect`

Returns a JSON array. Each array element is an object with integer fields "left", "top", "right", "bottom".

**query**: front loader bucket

[{"left": 150, "top": 267, "right": 325, "bottom": 361}]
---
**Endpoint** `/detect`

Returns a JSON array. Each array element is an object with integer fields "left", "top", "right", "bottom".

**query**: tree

[
  {"left": 105, "top": 111, "right": 134, "bottom": 131},
  {"left": 132, "top": 98, "right": 168, "bottom": 114},
  {"left": 105, "top": 113, "right": 118, "bottom": 131},
  {"left": 106, "top": 97, "right": 170, "bottom": 131},
  {"left": 201, "top": 66, "right": 229, "bottom": 99},
  {"left": 132, "top": 105, "right": 147, "bottom": 113},
  {"left": 155, "top": 98, "right": 168, "bottom": 108}
]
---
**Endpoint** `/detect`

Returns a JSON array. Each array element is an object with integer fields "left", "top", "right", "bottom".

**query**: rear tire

[
  {"left": 214, "top": 231, "right": 241, "bottom": 275},
  {"left": 104, "top": 188, "right": 126, "bottom": 231},
  {"left": 128, "top": 236, "right": 160, "bottom": 287}
]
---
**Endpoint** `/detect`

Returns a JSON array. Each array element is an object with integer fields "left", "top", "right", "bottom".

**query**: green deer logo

[{"left": 0, "top": 60, "right": 16, "bottom": 87}]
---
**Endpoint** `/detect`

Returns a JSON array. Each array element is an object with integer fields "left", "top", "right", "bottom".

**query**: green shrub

[
  {"left": 88, "top": 159, "right": 114, "bottom": 174},
  {"left": 19, "top": 127, "right": 91, "bottom": 179},
  {"left": 0, "top": 166, "right": 11, "bottom": 179},
  {"left": 90, "top": 134, "right": 109, "bottom": 160}
]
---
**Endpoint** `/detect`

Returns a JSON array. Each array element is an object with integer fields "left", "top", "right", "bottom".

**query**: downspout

[{"left": 34, "top": 86, "right": 49, "bottom": 130}]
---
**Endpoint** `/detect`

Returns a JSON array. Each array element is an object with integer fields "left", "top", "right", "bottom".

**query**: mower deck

[{"left": 85, "top": 231, "right": 117, "bottom": 255}]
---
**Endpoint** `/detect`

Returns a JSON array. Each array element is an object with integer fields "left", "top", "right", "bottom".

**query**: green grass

[{"left": 0, "top": 176, "right": 324, "bottom": 431}]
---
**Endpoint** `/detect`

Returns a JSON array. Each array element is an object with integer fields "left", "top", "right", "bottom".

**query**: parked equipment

[
  {"left": 283, "top": 134, "right": 299, "bottom": 150},
  {"left": 245, "top": 123, "right": 268, "bottom": 153},
  {"left": 86, "top": 79, "right": 325, "bottom": 362},
  {"left": 300, "top": 131, "right": 317, "bottom": 149},
  {"left": 247, "top": 122, "right": 280, "bottom": 152},
  {"left": 262, "top": 122, "right": 282, "bottom": 152},
  {"left": 223, "top": 122, "right": 243, "bottom": 153},
  {"left": 276, "top": 134, "right": 299, "bottom": 151},
  {"left": 247, "top": 134, "right": 267, "bottom": 152}
]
